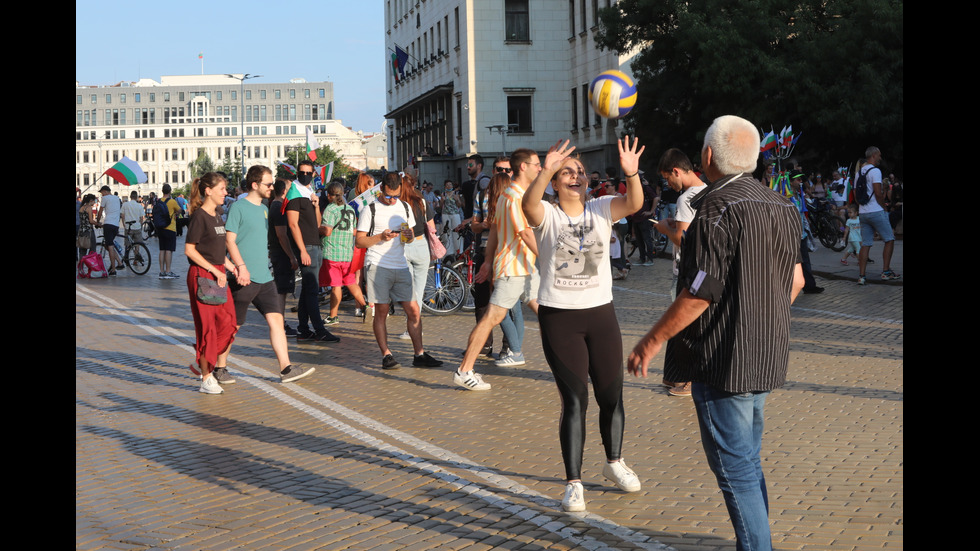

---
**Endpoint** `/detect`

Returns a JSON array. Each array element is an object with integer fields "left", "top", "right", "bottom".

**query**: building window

[
  {"left": 592, "top": 0, "right": 599, "bottom": 26},
  {"left": 290, "top": 89, "right": 296, "bottom": 99},
  {"left": 135, "top": 93, "right": 140, "bottom": 103},
  {"left": 150, "top": 93, "right": 155, "bottom": 102},
  {"left": 76, "top": 95, "right": 82, "bottom": 104},
  {"left": 164, "top": 92, "right": 170, "bottom": 101},
  {"left": 245, "top": 90, "right": 252, "bottom": 100},
  {"left": 120, "top": 93, "right": 126, "bottom": 103},
  {"left": 569, "top": 0, "right": 575, "bottom": 36},
  {"left": 106, "top": 94, "right": 112, "bottom": 104},
  {"left": 505, "top": 0, "right": 530, "bottom": 42},
  {"left": 570, "top": 88, "right": 578, "bottom": 130},
  {"left": 581, "top": 83, "right": 589, "bottom": 128},
  {"left": 260, "top": 90, "right": 267, "bottom": 100},
  {"left": 275, "top": 90, "right": 281, "bottom": 99},
  {"left": 305, "top": 89, "right": 311, "bottom": 98},
  {"left": 318, "top": 88, "right": 325, "bottom": 98},
  {"left": 231, "top": 91, "right": 237, "bottom": 100},
  {"left": 91, "top": 94, "right": 97, "bottom": 104},
  {"left": 507, "top": 94, "right": 533, "bottom": 133}
]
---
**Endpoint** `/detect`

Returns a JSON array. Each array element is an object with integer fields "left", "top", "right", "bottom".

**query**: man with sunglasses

[
  {"left": 287, "top": 159, "right": 339, "bottom": 343},
  {"left": 355, "top": 173, "right": 443, "bottom": 370}
]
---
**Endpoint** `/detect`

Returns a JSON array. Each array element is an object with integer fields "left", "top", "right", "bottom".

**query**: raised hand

[
  {"left": 543, "top": 139, "right": 576, "bottom": 172},
  {"left": 618, "top": 135, "right": 645, "bottom": 176}
]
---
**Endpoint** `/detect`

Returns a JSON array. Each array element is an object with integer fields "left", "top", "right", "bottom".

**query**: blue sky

[{"left": 76, "top": 0, "right": 387, "bottom": 134}]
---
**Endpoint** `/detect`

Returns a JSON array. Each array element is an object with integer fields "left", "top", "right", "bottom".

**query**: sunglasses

[
  {"left": 298, "top": 171, "right": 314, "bottom": 176},
  {"left": 494, "top": 167, "right": 513, "bottom": 173}
]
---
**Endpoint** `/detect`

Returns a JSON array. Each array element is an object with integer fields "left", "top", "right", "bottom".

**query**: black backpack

[
  {"left": 152, "top": 198, "right": 172, "bottom": 228},
  {"left": 854, "top": 166, "right": 876, "bottom": 206}
]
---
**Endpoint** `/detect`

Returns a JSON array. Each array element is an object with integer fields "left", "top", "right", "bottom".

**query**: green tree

[
  {"left": 596, "top": 0, "right": 903, "bottom": 173},
  {"left": 277, "top": 144, "right": 354, "bottom": 183},
  {"left": 188, "top": 149, "right": 215, "bottom": 179},
  {"left": 219, "top": 155, "right": 242, "bottom": 188}
]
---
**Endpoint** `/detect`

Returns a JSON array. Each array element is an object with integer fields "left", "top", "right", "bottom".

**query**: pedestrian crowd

[{"left": 77, "top": 115, "right": 899, "bottom": 551}]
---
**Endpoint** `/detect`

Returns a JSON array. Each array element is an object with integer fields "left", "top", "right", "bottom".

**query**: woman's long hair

[
  {"left": 484, "top": 173, "right": 511, "bottom": 226},
  {"left": 401, "top": 173, "right": 424, "bottom": 213},
  {"left": 355, "top": 172, "right": 375, "bottom": 195},
  {"left": 189, "top": 172, "right": 227, "bottom": 214}
]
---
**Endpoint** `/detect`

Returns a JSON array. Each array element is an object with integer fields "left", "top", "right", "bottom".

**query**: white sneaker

[
  {"left": 199, "top": 376, "right": 223, "bottom": 395},
  {"left": 603, "top": 460, "right": 641, "bottom": 492},
  {"left": 453, "top": 369, "right": 491, "bottom": 391},
  {"left": 398, "top": 331, "right": 422, "bottom": 340},
  {"left": 562, "top": 481, "right": 586, "bottom": 512},
  {"left": 494, "top": 351, "right": 526, "bottom": 367}
]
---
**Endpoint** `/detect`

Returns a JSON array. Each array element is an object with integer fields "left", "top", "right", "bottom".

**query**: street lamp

[
  {"left": 485, "top": 124, "right": 518, "bottom": 157},
  {"left": 226, "top": 73, "right": 262, "bottom": 179}
]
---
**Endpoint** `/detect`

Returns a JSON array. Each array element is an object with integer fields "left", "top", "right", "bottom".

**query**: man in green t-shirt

[
  {"left": 320, "top": 181, "right": 367, "bottom": 325},
  {"left": 224, "top": 165, "right": 315, "bottom": 384}
]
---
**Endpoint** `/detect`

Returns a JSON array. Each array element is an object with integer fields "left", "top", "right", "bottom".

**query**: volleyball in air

[{"left": 589, "top": 70, "right": 637, "bottom": 119}]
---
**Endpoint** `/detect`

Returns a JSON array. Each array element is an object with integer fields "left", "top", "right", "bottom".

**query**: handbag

[
  {"left": 196, "top": 275, "right": 228, "bottom": 305},
  {"left": 76, "top": 230, "right": 93, "bottom": 250},
  {"left": 78, "top": 252, "right": 106, "bottom": 279},
  {"left": 426, "top": 221, "right": 446, "bottom": 261}
]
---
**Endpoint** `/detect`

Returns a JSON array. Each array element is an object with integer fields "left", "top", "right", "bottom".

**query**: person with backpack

[
  {"left": 155, "top": 183, "right": 182, "bottom": 279},
  {"left": 856, "top": 147, "right": 900, "bottom": 284}
]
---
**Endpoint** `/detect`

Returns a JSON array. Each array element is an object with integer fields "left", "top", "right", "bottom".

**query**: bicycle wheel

[
  {"left": 126, "top": 242, "right": 152, "bottom": 275},
  {"left": 451, "top": 261, "right": 476, "bottom": 311},
  {"left": 421, "top": 264, "right": 465, "bottom": 314},
  {"left": 142, "top": 220, "right": 155, "bottom": 240},
  {"left": 652, "top": 230, "right": 669, "bottom": 257},
  {"left": 819, "top": 215, "right": 847, "bottom": 252}
]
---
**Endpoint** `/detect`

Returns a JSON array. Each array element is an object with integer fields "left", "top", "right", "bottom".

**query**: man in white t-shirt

[
  {"left": 652, "top": 148, "right": 707, "bottom": 397},
  {"left": 355, "top": 173, "right": 443, "bottom": 370},
  {"left": 96, "top": 186, "right": 123, "bottom": 275},
  {"left": 856, "top": 146, "right": 900, "bottom": 284}
]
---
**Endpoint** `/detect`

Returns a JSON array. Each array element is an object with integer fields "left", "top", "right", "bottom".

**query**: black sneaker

[
  {"left": 284, "top": 324, "right": 298, "bottom": 337},
  {"left": 313, "top": 330, "right": 340, "bottom": 343},
  {"left": 382, "top": 354, "right": 400, "bottom": 370},
  {"left": 296, "top": 329, "right": 316, "bottom": 341},
  {"left": 280, "top": 364, "right": 315, "bottom": 383},
  {"left": 213, "top": 367, "right": 236, "bottom": 384},
  {"left": 413, "top": 352, "right": 444, "bottom": 368}
]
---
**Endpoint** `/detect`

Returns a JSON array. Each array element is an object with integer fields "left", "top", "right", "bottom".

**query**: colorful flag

[
  {"left": 277, "top": 161, "right": 296, "bottom": 176},
  {"left": 306, "top": 127, "right": 319, "bottom": 161},
  {"left": 395, "top": 45, "right": 409, "bottom": 78},
  {"left": 780, "top": 125, "right": 793, "bottom": 148},
  {"left": 280, "top": 180, "right": 314, "bottom": 214},
  {"left": 198, "top": 52, "right": 203, "bottom": 59},
  {"left": 103, "top": 156, "right": 147, "bottom": 186},
  {"left": 348, "top": 184, "right": 381, "bottom": 216},
  {"left": 760, "top": 131, "right": 776, "bottom": 152},
  {"left": 320, "top": 162, "right": 334, "bottom": 185},
  {"left": 390, "top": 53, "right": 400, "bottom": 83}
]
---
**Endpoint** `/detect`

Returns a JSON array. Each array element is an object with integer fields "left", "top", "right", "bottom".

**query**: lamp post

[
  {"left": 226, "top": 73, "right": 262, "bottom": 179},
  {"left": 485, "top": 124, "right": 518, "bottom": 157}
]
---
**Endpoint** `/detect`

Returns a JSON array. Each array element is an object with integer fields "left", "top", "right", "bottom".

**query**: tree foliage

[
  {"left": 188, "top": 150, "right": 215, "bottom": 180},
  {"left": 596, "top": 0, "right": 903, "bottom": 173}
]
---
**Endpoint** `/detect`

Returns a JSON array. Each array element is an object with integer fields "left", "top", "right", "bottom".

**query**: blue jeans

[
  {"left": 692, "top": 383, "right": 772, "bottom": 551},
  {"left": 498, "top": 302, "right": 524, "bottom": 354},
  {"left": 295, "top": 245, "right": 324, "bottom": 334}
]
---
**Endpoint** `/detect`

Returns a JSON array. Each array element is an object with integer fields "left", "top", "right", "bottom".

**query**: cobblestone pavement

[{"left": 77, "top": 236, "right": 902, "bottom": 550}]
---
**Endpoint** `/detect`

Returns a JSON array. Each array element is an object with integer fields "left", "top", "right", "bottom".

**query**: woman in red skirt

[{"left": 184, "top": 172, "right": 239, "bottom": 394}]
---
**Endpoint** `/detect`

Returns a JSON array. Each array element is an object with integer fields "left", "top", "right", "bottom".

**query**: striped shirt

[
  {"left": 493, "top": 182, "right": 536, "bottom": 280},
  {"left": 664, "top": 174, "right": 802, "bottom": 393}
]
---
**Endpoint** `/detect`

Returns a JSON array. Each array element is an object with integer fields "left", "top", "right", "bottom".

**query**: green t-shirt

[{"left": 225, "top": 199, "right": 273, "bottom": 284}]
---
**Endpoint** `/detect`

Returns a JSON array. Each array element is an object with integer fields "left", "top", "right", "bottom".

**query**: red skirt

[{"left": 187, "top": 265, "right": 238, "bottom": 368}]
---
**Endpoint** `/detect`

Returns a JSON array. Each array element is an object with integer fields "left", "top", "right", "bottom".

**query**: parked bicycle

[
  {"left": 805, "top": 196, "right": 846, "bottom": 252},
  {"left": 420, "top": 255, "right": 466, "bottom": 314},
  {"left": 96, "top": 221, "right": 152, "bottom": 275}
]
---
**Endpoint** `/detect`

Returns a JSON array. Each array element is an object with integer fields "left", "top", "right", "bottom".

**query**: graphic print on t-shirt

[{"left": 552, "top": 218, "right": 603, "bottom": 290}]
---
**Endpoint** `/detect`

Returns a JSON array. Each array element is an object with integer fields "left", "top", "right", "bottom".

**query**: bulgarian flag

[
  {"left": 306, "top": 127, "right": 319, "bottom": 161},
  {"left": 280, "top": 179, "right": 314, "bottom": 215},
  {"left": 780, "top": 125, "right": 793, "bottom": 148},
  {"left": 320, "top": 162, "right": 334, "bottom": 186},
  {"left": 277, "top": 161, "right": 296, "bottom": 176},
  {"left": 760, "top": 131, "right": 777, "bottom": 152},
  {"left": 104, "top": 156, "right": 147, "bottom": 186}
]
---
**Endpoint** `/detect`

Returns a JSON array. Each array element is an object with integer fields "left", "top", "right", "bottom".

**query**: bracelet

[{"left": 626, "top": 171, "right": 639, "bottom": 179}]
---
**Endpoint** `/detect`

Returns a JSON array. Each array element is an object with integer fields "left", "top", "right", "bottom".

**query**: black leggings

[{"left": 538, "top": 302, "right": 625, "bottom": 481}]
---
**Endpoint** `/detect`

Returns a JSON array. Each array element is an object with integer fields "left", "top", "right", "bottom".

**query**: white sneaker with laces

[
  {"left": 199, "top": 376, "right": 223, "bottom": 395},
  {"left": 562, "top": 481, "right": 586, "bottom": 512},
  {"left": 453, "top": 369, "right": 491, "bottom": 391},
  {"left": 603, "top": 460, "right": 641, "bottom": 492}
]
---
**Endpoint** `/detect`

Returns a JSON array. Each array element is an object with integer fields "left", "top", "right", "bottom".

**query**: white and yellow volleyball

[{"left": 588, "top": 70, "right": 637, "bottom": 119}]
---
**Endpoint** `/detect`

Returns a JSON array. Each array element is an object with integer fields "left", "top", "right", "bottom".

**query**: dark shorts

[
  {"left": 231, "top": 280, "right": 284, "bottom": 325},
  {"left": 158, "top": 228, "right": 177, "bottom": 252},
  {"left": 270, "top": 250, "right": 296, "bottom": 296},
  {"left": 103, "top": 224, "right": 119, "bottom": 249}
]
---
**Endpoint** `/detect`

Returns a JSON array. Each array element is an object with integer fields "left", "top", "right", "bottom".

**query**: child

[{"left": 841, "top": 204, "right": 862, "bottom": 265}]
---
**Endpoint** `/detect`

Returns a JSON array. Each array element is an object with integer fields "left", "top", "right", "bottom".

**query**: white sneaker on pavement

[
  {"left": 562, "top": 481, "right": 586, "bottom": 512},
  {"left": 199, "top": 376, "right": 223, "bottom": 395},
  {"left": 453, "top": 369, "right": 491, "bottom": 391},
  {"left": 602, "top": 460, "right": 641, "bottom": 492}
]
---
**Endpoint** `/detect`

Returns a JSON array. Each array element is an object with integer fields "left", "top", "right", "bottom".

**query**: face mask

[{"left": 297, "top": 173, "right": 313, "bottom": 186}]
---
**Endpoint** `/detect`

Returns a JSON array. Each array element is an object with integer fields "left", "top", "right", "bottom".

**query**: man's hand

[
  {"left": 474, "top": 261, "right": 492, "bottom": 284},
  {"left": 236, "top": 265, "right": 251, "bottom": 287},
  {"left": 627, "top": 335, "right": 664, "bottom": 378},
  {"left": 300, "top": 249, "right": 311, "bottom": 266}
]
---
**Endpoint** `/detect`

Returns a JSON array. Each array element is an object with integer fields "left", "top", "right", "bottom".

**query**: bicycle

[
  {"left": 805, "top": 196, "right": 846, "bottom": 252},
  {"left": 96, "top": 221, "right": 152, "bottom": 275},
  {"left": 448, "top": 227, "right": 477, "bottom": 312},
  {"left": 420, "top": 255, "right": 466, "bottom": 314}
]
